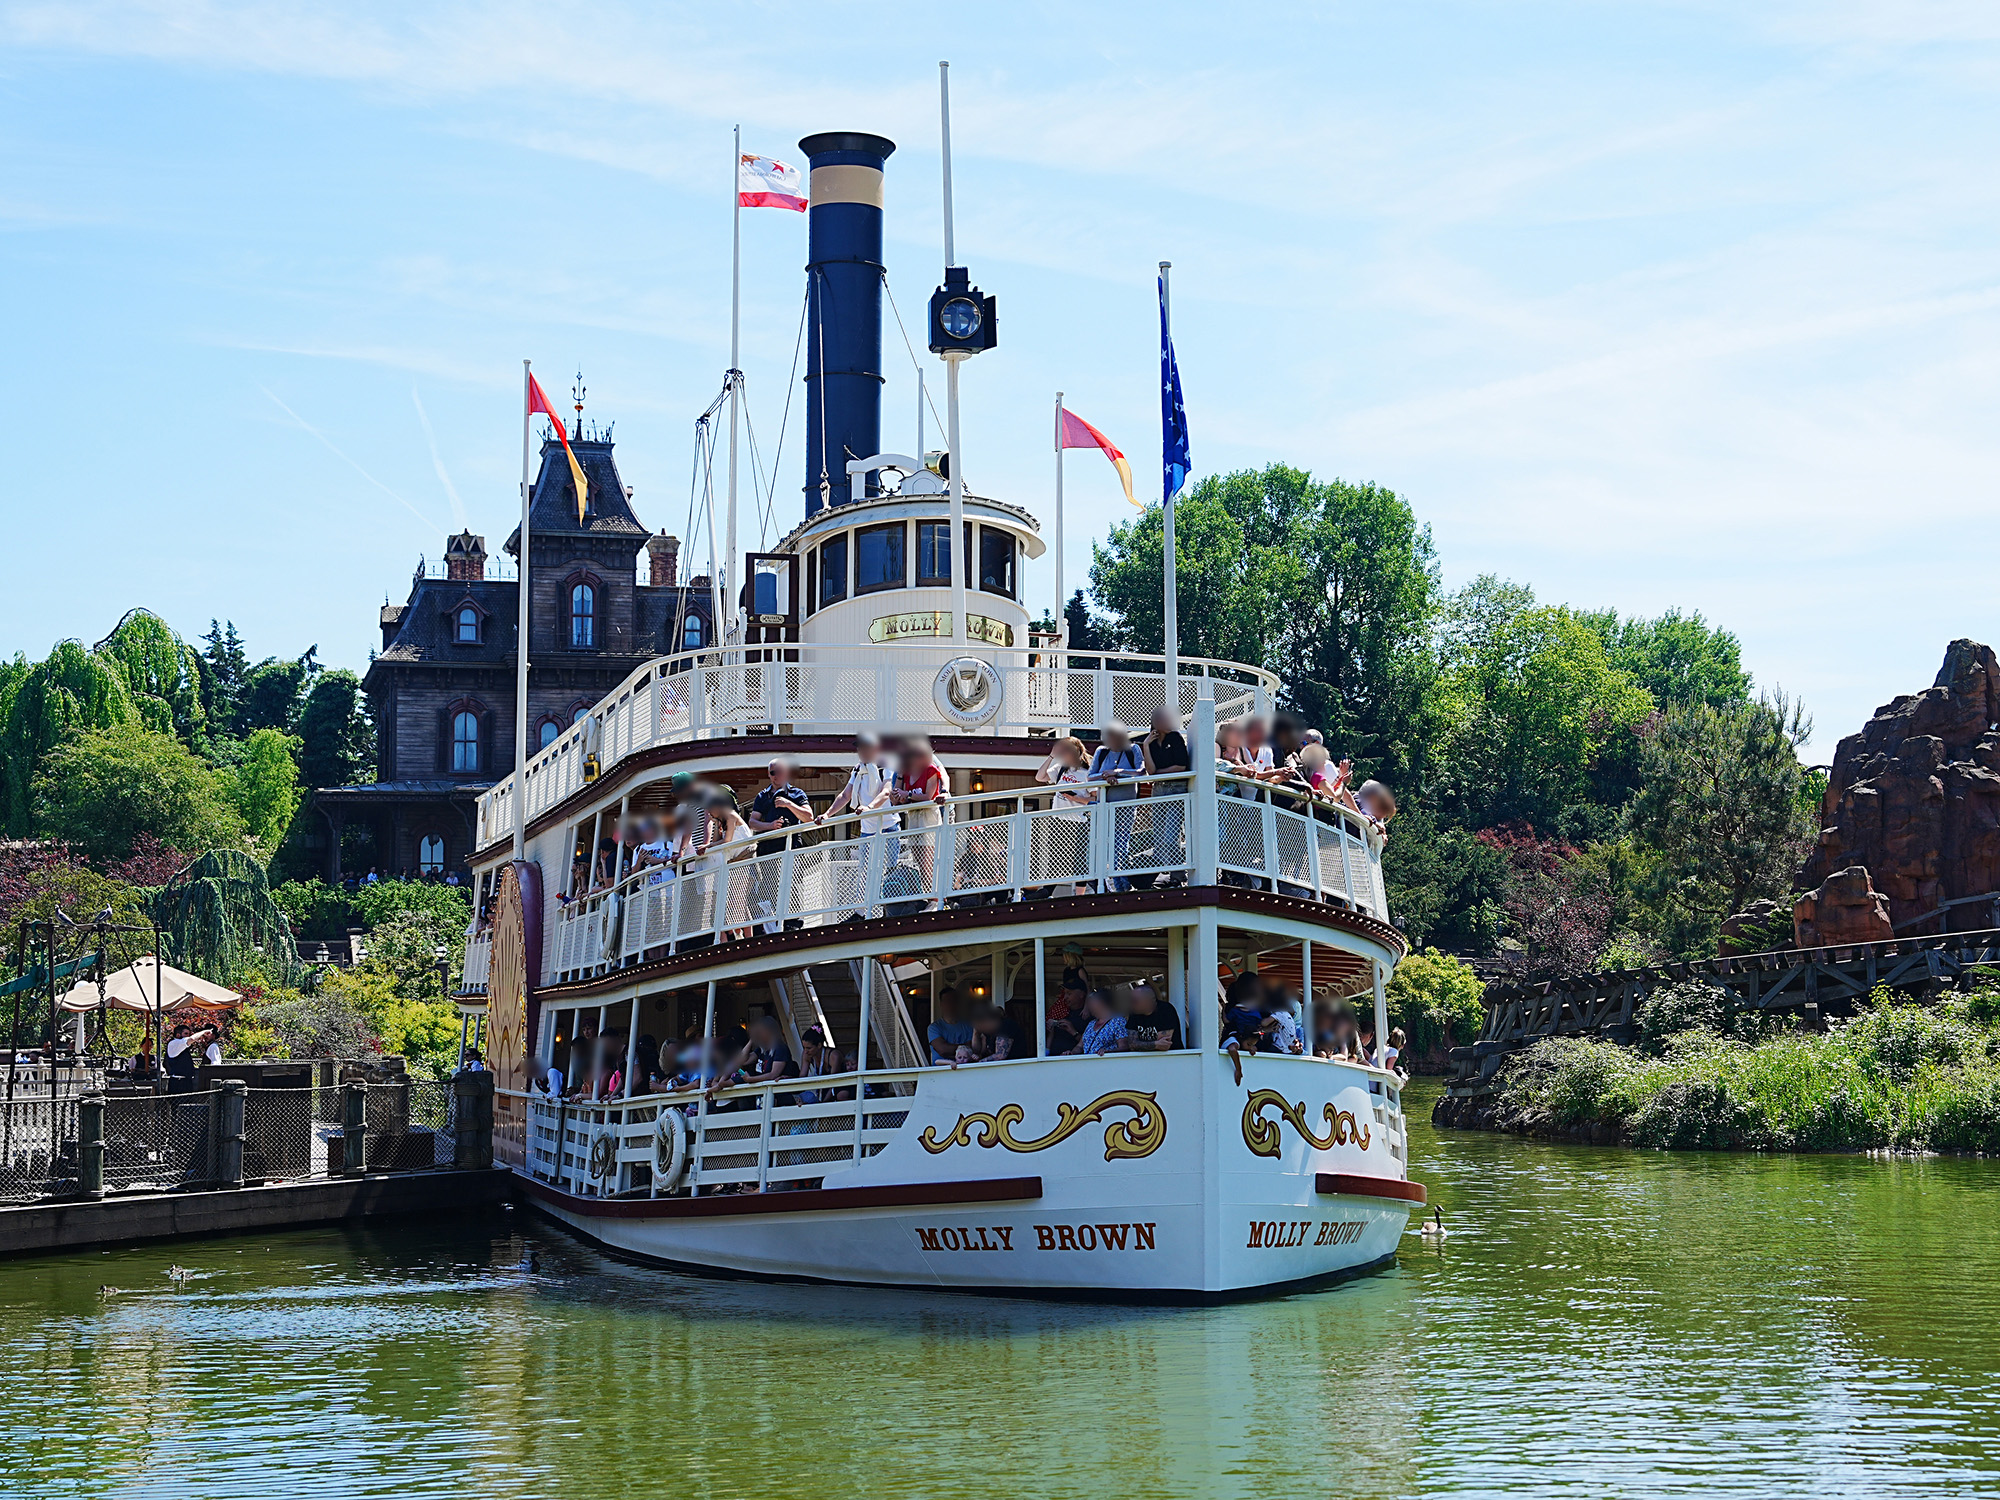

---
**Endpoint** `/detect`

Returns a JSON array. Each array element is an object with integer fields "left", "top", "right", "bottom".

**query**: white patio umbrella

[{"left": 55, "top": 956, "right": 241, "bottom": 1014}]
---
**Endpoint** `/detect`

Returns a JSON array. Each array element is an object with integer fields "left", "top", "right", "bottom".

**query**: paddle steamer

[{"left": 461, "top": 127, "right": 1421, "bottom": 1301}]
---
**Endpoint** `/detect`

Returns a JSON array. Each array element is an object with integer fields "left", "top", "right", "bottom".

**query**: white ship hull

[{"left": 506, "top": 1050, "right": 1420, "bottom": 1301}]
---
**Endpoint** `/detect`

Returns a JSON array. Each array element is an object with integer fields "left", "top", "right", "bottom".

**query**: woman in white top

[
  {"left": 696, "top": 793, "right": 756, "bottom": 941},
  {"left": 1033, "top": 736, "right": 1096, "bottom": 894}
]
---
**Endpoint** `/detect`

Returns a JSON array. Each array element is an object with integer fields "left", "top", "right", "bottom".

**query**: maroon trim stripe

[
  {"left": 520, "top": 1173, "right": 1043, "bottom": 1220},
  {"left": 1315, "top": 1172, "right": 1427, "bottom": 1205}
]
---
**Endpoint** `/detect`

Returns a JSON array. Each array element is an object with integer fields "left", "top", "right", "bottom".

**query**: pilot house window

[
  {"left": 979, "top": 528, "right": 1017, "bottom": 599},
  {"left": 451, "top": 711, "right": 480, "bottom": 772},
  {"left": 856, "top": 523, "right": 905, "bottom": 594},
  {"left": 917, "top": 522, "right": 952, "bottom": 586},
  {"left": 569, "top": 582, "right": 596, "bottom": 648}
]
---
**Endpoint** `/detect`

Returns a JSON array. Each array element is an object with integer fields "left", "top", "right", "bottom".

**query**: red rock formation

[
  {"left": 1792, "top": 866, "right": 1893, "bottom": 947},
  {"left": 1798, "top": 640, "right": 2000, "bottom": 935}
]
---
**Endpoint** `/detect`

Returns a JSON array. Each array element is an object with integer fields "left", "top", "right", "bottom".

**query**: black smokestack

[{"left": 800, "top": 131, "right": 895, "bottom": 516}]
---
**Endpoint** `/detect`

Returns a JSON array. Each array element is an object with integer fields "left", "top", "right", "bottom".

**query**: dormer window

[
  {"left": 455, "top": 605, "right": 480, "bottom": 643},
  {"left": 681, "top": 614, "right": 705, "bottom": 650}
]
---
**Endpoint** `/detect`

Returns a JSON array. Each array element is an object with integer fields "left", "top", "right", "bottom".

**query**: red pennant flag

[{"left": 528, "top": 374, "right": 589, "bottom": 523}]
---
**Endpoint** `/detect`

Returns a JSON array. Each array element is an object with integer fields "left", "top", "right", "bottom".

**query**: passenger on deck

[
  {"left": 1045, "top": 977, "right": 1090, "bottom": 1056},
  {"left": 1119, "top": 981, "right": 1183, "bottom": 1051},
  {"left": 1355, "top": 1017, "right": 1381, "bottom": 1068},
  {"left": 1312, "top": 1001, "right": 1341, "bottom": 1059},
  {"left": 1076, "top": 988, "right": 1127, "bottom": 1055},
  {"left": 1033, "top": 737, "right": 1096, "bottom": 896},
  {"left": 1355, "top": 780, "right": 1398, "bottom": 834},
  {"left": 1140, "top": 709, "right": 1192, "bottom": 888},
  {"left": 927, "top": 985, "right": 973, "bottom": 1065},
  {"left": 969, "top": 1004, "right": 1027, "bottom": 1062},
  {"left": 1384, "top": 1027, "right": 1409, "bottom": 1081},
  {"left": 823, "top": 732, "right": 897, "bottom": 839},
  {"left": 1267, "top": 988, "right": 1306, "bottom": 1056},
  {"left": 876, "top": 738, "right": 946, "bottom": 899},
  {"left": 698, "top": 788, "right": 756, "bottom": 940},
  {"left": 708, "top": 1014, "right": 794, "bottom": 1102},
  {"left": 1219, "top": 974, "right": 1281, "bottom": 1085},
  {"left": 1089, "top": 724, "right": 1144, "bottom": 891}
]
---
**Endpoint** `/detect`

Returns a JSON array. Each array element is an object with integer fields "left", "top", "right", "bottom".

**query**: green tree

[
  {"left": 1, "top": 641, "right": 138, "bottom": 835},
  {"left": 237, "top": 648, "right": 320, "bottom": 734},
  {"left": 1624, "top": 693, "right": 1817, "bottom": 956},
  {"left": 1381, "top": 807, "right": 1507, "bottom": 953},
  {"left": 220, "top": 727, "right": 302, "bottom": 852},
  {"left": 295, "top": 668, "right": 374, "bottom": 788},
  {"left": 1386, "top": 947, "right": 1488, "bottom": 1061},
  {"left": 200, "top": 620, "right": 250, "bottom": 733},
  {"left": 32, "top": 720, "right": 244, "bottom": 862},
  {"left": 1432, "top": 605, "right": 1655, "bottom": 830},
  {"left": 96, "top": 609, "right": 206, "bottom": 744},
  {"left": 1090, "top": 465, "right": 1441, "bottom": 783},
  {"left": 1581, "top": 607, "right": 1752, "bottom": 712}
]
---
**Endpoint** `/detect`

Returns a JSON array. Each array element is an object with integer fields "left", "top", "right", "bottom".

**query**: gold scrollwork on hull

[
  {"left": 918, "top": 1090, "right": 1166, "bottom": 1161},
  {"left": 1241, "top": 1089, "right": 1371, "bottom": 1158}
]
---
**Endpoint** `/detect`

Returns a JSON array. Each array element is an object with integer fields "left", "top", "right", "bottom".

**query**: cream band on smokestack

[{"left": 808, "top": 164, "right": 884, "bottom": 208}]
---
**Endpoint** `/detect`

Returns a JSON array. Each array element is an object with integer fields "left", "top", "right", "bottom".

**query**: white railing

[
  {"left": 519, "top": 1070, "right": 919, "bottom": 1200},
  {"left": 459, "top": 933, "right": 492, "bottom": 994},
  {"left": 476, "top": 643, "right": 1280, "bottom": 847},
  {"left": 542, "top": 770, "right": 1388, "bottom": 987}
]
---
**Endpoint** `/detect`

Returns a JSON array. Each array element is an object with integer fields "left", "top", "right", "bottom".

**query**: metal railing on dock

[{"left": 0, "top": 1072, "right": 492, "bottom": 1206}]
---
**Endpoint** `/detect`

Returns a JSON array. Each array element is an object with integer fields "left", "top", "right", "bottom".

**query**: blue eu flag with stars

[{"left": 1160, "top": 273, "right": 1190, "bottom": 502}]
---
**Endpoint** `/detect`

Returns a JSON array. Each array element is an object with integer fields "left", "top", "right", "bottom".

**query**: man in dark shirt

[
  {"left": 747, "top": 756, "right": 813, "bottom": 930},
  {"left": 1046, "top": 978, "right": 1091, "bottom": 1056},
  {"left": 748, "top": 756, "right": 813, "bottom": 856},
  {"left": 1120, "top": 981, "right": 1183, "bottom": 1051},
  {"left": 1219, "top": 973, "right": 1280, "bottom": 1084}
]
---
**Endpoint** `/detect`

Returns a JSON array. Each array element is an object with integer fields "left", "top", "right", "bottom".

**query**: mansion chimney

[
  {"left": 444, "top": 530, "right": 486, "bottom": 582},
  {"left": 647, "top": 532, "right": 681, "bottom": 588},
  {"left": 800, "top": 130, "right": 895, "bottom": 517}
]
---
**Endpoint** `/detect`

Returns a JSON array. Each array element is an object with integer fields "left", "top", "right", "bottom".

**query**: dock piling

[{"left": 79, "top": 1096, "right": 104, "bottom": 1201}]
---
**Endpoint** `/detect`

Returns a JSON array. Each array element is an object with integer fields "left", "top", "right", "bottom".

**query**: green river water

[{"left": 3, "top": 1081, "right": 1996, "bottom": 1499}]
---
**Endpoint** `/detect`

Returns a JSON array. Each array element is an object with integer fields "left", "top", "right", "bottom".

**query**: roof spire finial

[{"left": 571, "top": 370, "right": 586, "bottom": 441}]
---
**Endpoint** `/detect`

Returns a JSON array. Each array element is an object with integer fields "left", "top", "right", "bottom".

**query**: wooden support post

[
  {"left": 215, "top": 1079, "right": 246, "bottom": 1189},
  {"left": 79, "top": 1095, "right": 105, "bottom": 1200},
  {"left": 342, "top": 1082, "right": 367, "bottom": 1175}
]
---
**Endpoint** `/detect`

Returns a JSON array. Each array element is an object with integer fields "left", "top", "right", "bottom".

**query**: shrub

[
  {"left": 1637, "top": 980, "right": 1726, "bottom": 1052},
  {"left": 1629, "top": 1078, "right": 1761, "bottom": 1150},
  {"left": 1499, "top": 1037, "right": 1638, "bottom": 1126},
  {"left": 1387, "top": 948, "right": 1486, "bottom": 1060}
]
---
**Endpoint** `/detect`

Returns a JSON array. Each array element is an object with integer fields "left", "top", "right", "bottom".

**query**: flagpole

[
  {"left": 513, "top": 358, "right": 532, "bottom": 864},
  {"left": 941, "top": 60, "right": 968, "bottom": 654},
  {"left": 1053, "top": 391, "right": 1066, "bottom": 650},
  {"left": 1160, "top": 261, "right": 1179, "bottom": 710},
  {"left": 725, "top": 123, "right": 742, "bottom": 651}
]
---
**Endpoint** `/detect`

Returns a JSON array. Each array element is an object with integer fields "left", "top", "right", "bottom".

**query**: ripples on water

[{"left": 3, "top": 1081, "right": 1995, "bottom": 1499}]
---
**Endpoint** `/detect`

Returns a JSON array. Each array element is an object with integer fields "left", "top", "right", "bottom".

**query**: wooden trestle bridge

[{"left": 1441, "top": 926, "right": 2000, "bottom": 1104}]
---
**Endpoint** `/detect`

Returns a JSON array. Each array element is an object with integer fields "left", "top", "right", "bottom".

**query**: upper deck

[{"left": 474, "top": 642, "right": 1280, "bottom": 851}]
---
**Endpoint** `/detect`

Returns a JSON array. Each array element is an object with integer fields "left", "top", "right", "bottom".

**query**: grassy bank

[{"left": 1486, "top": 983, "right": 2000, "bottom": 1154}]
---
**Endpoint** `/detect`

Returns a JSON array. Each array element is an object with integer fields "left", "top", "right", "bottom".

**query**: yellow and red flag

[
  {"left": 528, "top": 373, "right": 589, "bottom": 522},
  {"left": 1059, "top": 406, "right": 1138, "bottom": 507}
]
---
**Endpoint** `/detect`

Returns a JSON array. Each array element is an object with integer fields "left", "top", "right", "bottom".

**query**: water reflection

[{"left": 3, "top": 1082, "right": 1995, "bottom": 1498}]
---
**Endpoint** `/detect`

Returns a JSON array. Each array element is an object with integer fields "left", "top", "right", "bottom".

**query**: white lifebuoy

[
  {"left": 653, "top": 1106, "right": 690, "bottom": 1192},
  {"left": 587, "top": 1128, "right": 617, "bottom": 1182},
  {"left": 933, "top": 657, "right": 1003, "bottom": 728}
]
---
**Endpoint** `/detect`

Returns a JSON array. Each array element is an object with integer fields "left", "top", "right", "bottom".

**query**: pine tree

[{"left": 201, "top": 620, "right": 250, "bottom": 735}]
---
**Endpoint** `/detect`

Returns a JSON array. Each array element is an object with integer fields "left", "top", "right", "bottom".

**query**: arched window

[
  {"left": 451, "top": 711, "right": 480, "bottom": 772},
  {"left": 570, "top": 704, "right": 590, "bottom": 726},
  {"left": 538, "top": 720, "right": 560, "bottom": 750},
  {"left": 569, "top": 582, "right": 596, "bottom": 647},
  {"left": 681, "top": 614, "right": 705, "bottom": 650},
  {"left": 417, "top": 834, "right": 445, "bottom": 875},
  {"left": 455, "top": 605, "right": 480, "bottom": 644}
]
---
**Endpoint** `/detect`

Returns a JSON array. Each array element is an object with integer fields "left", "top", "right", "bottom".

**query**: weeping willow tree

[
  {"left": 149, "top": 849, "right": 304, "bottom": 989},
  {"left": 0, "top": 640, "right": 138, "bottom": 834},
  {"left": 96, "top": 608, "right": 207, "bottom": 745}
]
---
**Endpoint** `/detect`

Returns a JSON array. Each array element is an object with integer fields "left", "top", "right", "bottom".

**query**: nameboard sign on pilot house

[{"left": 868, "top": 611, "right": 1014, "bottom": 648}]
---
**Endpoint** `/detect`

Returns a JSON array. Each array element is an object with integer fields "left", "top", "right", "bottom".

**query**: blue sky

[{"left": 3, "top": 1, "right": 1996, "bottom": 753}]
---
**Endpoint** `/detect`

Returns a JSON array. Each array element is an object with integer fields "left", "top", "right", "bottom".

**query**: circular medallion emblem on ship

[{"left": 933, "top": 657, "right": 1003, "bottom": 727}]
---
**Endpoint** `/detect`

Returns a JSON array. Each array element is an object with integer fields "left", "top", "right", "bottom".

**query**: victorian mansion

[{"left": 314, "top": 420, "right": 711, "bottom": 879}]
